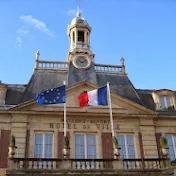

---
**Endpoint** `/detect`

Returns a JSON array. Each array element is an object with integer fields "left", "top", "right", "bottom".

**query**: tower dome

[
  {"left": 71, "top": 12, "right": 88, "bottom": 26},
  {"left": 68, "top": 9, "right": 92, "bottom": 53}
]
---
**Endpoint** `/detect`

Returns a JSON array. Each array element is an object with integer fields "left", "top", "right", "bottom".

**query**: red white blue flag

[{"left": 78, "top": 86, "right": 108, "bottom": 107}]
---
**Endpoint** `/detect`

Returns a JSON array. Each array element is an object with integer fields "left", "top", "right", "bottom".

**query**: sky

[{"left": 0, "top": 0, "right": 176, "bottom": 90}]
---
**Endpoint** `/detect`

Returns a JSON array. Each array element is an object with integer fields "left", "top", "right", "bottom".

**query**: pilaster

[
  {"left": 140, "top": 118, "right": 158, "bottom": 158},
  {"left": 11, "top": 114, "right": 28, "bottom": 158}
]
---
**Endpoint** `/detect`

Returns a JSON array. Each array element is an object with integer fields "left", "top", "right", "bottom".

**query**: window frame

[
  {"left": 166, "top": 134, "right": 176, "bottom": 161},
  {"left": 117, "top": 134, "right": 136, "bottom": 159},
  {"left": 34, "top": 132, "right": 54, "bottom": 158},
  {"left": 77, "top": 30, "right": 85, "bottom": 42},
  {"left": 74, "top": 133, "right": 97, "bottom": 159},
  {"left": 152, "top": 90, "right": 176, "bottom": 111},
  {"left": 72, "top": 31, "right": 75, "bottom": 43},
  {"left": 159, "top": 95, "right": 172, "bottom": 109}
]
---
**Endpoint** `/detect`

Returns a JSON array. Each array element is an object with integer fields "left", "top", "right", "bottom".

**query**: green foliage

[
  {"left": 63, "top": 136, "right": 69, "bottom": 149},
  {"left": 10, "top": 135, "right": 16, "bottom": 147},
  {"left": 172, "top": 158, "right": 176, "bottom": 163},
  {"left": 164, "top": 105, "right": 175, "bottom": 111},
  {"left": 160, "top": 136, "right": 168, "bottom": 148}
]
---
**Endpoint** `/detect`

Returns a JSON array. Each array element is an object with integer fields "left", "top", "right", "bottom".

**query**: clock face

[{"left": 73, "top": 56, "right": 91, "bottom": 69}]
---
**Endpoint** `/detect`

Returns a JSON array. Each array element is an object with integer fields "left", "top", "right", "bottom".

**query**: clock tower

[{"left": 67, "top": 10, "right": 94, "bottom": 69}]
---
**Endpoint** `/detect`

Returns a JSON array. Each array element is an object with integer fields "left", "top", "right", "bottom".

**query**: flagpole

[
  {"left": 107, "top": 82, "right": 115, "bottom": 137},
  {"left": 63, "top": 81, "right": 66, "bottom": 137}
]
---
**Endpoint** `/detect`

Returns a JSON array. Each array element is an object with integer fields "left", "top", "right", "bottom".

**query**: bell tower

[{"left": 67, "top": 1, "right": 94, "bottom": 69}]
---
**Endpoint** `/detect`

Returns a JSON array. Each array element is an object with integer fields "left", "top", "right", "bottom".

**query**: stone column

[
  {"left": 11, "top": 114, "right": 28, "bottom": 158},
  {"left": 60, "top": 159, "right": 71, "bottom": 169},
  {"left": 113, "top": 159, "right": 123, "bottom": 169},
  {"left": 140, "top": 118, "right": 158, "bottom": 158}
]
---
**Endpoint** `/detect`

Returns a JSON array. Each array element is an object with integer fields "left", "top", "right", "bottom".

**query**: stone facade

[{"left": 0, "top": 9, "right": 176, "bottom": 176}]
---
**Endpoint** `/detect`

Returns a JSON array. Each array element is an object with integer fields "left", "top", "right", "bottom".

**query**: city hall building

[{"left": 0, "top": 10, "right": 176, "bottom": 176}]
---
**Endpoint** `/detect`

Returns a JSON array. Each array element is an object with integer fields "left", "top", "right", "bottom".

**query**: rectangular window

[
  {"left": 34, "top": 133, "right": 53, "bottom": 158},
  {"left": 75, "top": 134, "right": 96, "bottom": 159},
  {"left": 117, "top": 134, "right": 135, "bottom": 159},
  {"left": 77, "top": 31, "right": 84, "bottom": 42},
  {"left": 73, "top": 31, "right": 75, "bottom": 42},
  {"left": 166, "top": 135, "right": 176, "bottom": 161},
  {"left": 159, "top": 96, "right": 171, "bottom": 110}
]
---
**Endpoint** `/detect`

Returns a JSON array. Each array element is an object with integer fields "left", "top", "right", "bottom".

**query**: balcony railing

[
  {"left": 35, "top": 60, "right": 124, "bottom": 73},
  {"left": 94, "top": 64, "right": 123, "bottom": 73},
  {"left": 36, "top": 60, "right": 68, "bottom": 70},
  {"left": 7, "top": 158, "right": 170, "bottom": 175}
]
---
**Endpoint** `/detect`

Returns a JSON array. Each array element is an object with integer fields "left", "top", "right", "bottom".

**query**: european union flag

[{"left": 36, "top": 85, "right": 66, "bottom": 105}]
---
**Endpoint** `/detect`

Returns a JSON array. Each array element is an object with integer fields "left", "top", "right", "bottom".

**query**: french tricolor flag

[{"left": 78, "top": 86, "right": 108, "bottom": 107}]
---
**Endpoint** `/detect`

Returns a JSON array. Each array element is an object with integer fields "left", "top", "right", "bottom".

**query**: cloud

[
  {"left": 20, "top": 15, "right": 55, "bottom": 37},
  {"left": 16, "top": 29, "right": 29, "bottom": 36},
  {"left": 16, "top": 37, "right": 22, "bottom": 47},
  {"left": 16, "top": 29, "right": 29, "bottom": 47}
]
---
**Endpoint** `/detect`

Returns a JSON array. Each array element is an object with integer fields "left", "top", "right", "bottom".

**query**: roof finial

[
  {"left": 77, "top": 0, "right": 81, "bottom": 17},
  {"left": 35, "top": 51, "right": 40, "bottom": 60}
]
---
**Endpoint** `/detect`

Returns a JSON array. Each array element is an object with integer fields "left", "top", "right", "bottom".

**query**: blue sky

[{"left": 0, "top": 0, "right": 176, "bottom": 90}]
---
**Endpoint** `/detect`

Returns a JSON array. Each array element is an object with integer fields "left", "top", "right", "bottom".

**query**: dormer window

[
  {"left": 78, "top": 31, "right": 84, "bottom": 42},
  {"left": 152, "top": 89, "right": 176, "bottom": 111},
  {"left": 159, "top": 95, "right": 173, "bottom": 110}
]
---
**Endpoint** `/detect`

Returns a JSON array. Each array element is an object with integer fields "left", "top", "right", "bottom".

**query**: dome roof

[{"left": 71, "top": 12, "right": 88, "bottom": 26}]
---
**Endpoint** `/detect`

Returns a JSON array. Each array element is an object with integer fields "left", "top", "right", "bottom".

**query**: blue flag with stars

[{"left": 36, "top": 85, "right": 66, "bottom": 105}]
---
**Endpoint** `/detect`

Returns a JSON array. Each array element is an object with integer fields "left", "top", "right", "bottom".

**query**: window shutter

[
  {"left": 138, "top": 132, "right": 144, "bottom": 158},
  {"left": 155, "top": 133, "right": 162, "bottom": 158},
  {"left": 101, "top": 133, "right": 113, "bottom": 159},
  {"left": 0, "top": 130, "right": 11, "bottom": 168},
  {"left": 58, "top": 132, "right": 70, "bottom": 158}
]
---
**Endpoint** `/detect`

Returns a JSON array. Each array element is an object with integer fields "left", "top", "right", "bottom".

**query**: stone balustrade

[
  {"left": 34, "top": 60, "right": 125, "bottom": 73},
  {"left": 35, "top": 60, "right": 68, "bottom": 70},
  {"left": 6, "top": 158, "right": 170, "bottom": 175},
  {"left": 94, "top": 64, "right": 123, "bottom": 73}
]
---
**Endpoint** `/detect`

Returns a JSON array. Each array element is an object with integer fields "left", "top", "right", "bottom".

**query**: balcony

[{"left": 6, "top": 158, "right": 171, "bottom": 176}]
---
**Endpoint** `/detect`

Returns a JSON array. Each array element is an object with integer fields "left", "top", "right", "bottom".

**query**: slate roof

[
  {"left": 3, "top": 61, "right": 176, "bottom": 113},
  {"left": 20, "top": 70, "right": 68, "bottom": 103},
  {"left": 68, "top": 62, "right": 97, "bottom": 86},
  {"left": 136, "top": 89, "right": 176, "bottom": 113},
  {"left": 136, "top": 89, "right": 156, "bottom": 111},
  {"left": 3, "top": 61, "right": 146, "bottom": 108},
  {"left": 96, "top": 72, "right": 144, "bottom": 106},
  {"left": 5, "top": 84, "right": 26, "bottom": 105}
]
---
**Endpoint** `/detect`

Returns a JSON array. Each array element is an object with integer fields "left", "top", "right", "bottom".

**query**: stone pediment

[{"left": 9, "top": 82, "right": 155, "bottom": 115}]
